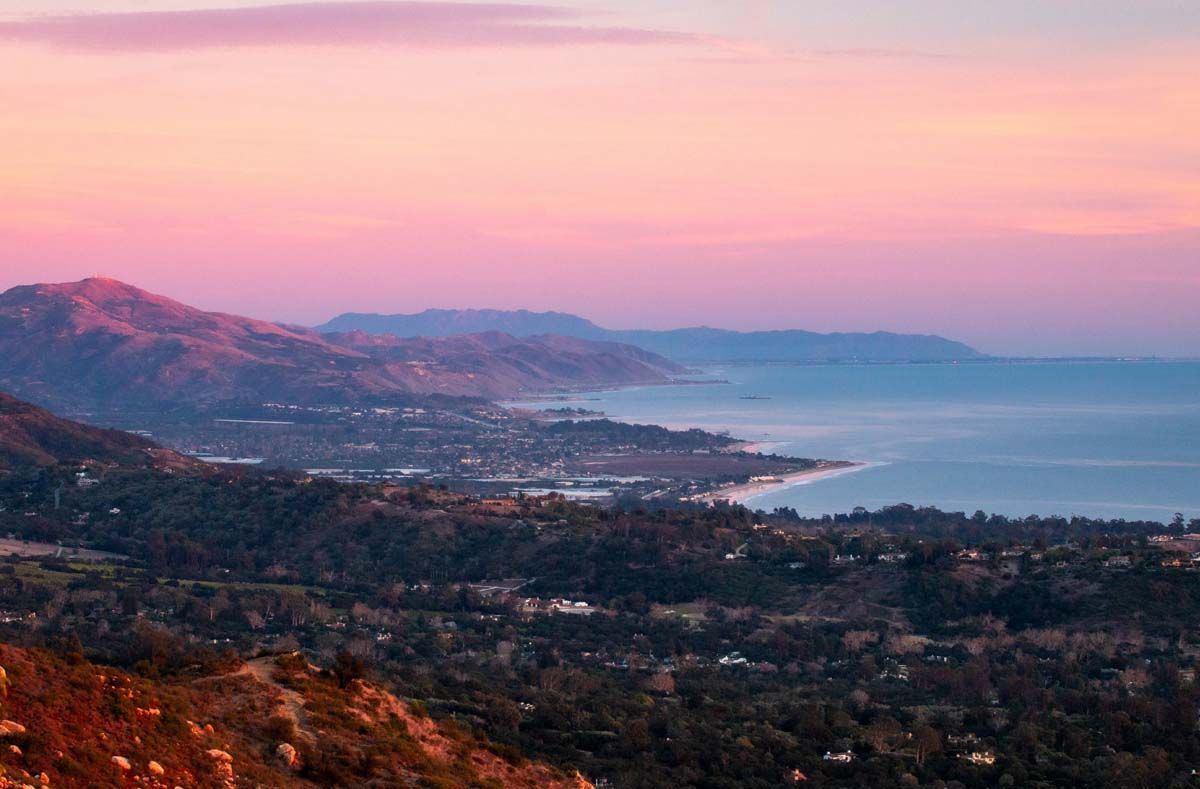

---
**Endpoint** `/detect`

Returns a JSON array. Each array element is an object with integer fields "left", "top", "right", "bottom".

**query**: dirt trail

[
  {"left": 193, "top": 657, "right": 314, "bottom": 741},
  {"left": 240, "top": 658, "right": 313, "bottom": 739}
]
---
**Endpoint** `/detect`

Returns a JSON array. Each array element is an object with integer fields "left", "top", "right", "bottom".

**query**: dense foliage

[{"left": 2, "top": 466, "right": 1200, "bottom": 787}]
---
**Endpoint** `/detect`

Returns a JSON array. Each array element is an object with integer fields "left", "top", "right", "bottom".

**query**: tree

[
  {"left": 331, "top": 651, "right": 366, "bottom": 689},
  {"left": 913, "top": 725, "right": 941, "bottom": 766},
  {"left": 867, "top": 716, "right": 901, "bottom": 753}
]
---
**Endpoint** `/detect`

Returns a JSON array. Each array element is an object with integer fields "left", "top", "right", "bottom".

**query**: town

[
  {"left": 95, "top": 398, "right": 820, "bottom": 503},
  {"left": 2, "top": 460, "right": 1200, "bottom": 784}
]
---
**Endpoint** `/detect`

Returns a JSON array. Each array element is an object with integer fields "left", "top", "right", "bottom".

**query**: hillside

[
  {"left": 2, "top": 469, "right": 1197, "bottom": 787},
  {"left": 0, "top": 391, "right": 198, "bottom": 472},
  {"left": 0, "top": 645, "right": 588, "bottom": 788},
  {"left": 0, "top": 279, "right": 684, "bottom": 409},
  {"left": 323, "top": 330, "right": 686, "bottom": 397},
  {"left": 315, "top": 309, "right": 984, "bottom": 362}
]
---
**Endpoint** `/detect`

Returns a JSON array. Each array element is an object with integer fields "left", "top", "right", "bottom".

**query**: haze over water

[{"left": 559, "top": 361, "right": 1200, "bottom": 523}]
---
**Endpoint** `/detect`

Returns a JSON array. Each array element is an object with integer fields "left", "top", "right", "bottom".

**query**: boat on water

[{"left": 739, "top": 395, "right": 772, "bottom": 400}]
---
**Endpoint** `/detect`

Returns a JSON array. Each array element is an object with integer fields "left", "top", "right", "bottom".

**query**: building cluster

[{"left": 128, "top": 398, "right": 748, "bottom": 501}]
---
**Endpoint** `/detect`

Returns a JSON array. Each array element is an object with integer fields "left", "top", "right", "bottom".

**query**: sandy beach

[
  {"left": 695, "top": 461, "right": 865, "bottom": 504},
  {"left": 735, "top": 441, "right": 789, "bottom": 455}
]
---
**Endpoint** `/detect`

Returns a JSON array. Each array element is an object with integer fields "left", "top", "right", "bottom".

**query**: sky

[{"left": 1, "top": 1, "right": 1197, "bottom": 357}]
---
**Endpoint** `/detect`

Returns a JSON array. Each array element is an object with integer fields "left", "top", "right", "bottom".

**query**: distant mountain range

[
  {"left": 0, "top": 390, "right": 200, "bottom": 471},
  {"left": 0, "top": 279, "right": 686, "bottom": 409},
  {"left": 320, "top": 308, "right": 608, "bottom": 341},
  {"left": 316, "top": 309, "right": 984, "bottom": 362}
]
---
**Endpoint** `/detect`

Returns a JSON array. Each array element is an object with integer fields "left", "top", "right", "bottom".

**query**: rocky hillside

[
  {"left": 0, "top": 645, "right": 591, "bottom": 788},
  {"left": 0, "top": 279, "right": 684, "bottom": 409}
]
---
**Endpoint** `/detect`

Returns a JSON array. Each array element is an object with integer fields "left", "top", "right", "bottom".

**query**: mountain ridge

[
  {"left": 320, "top": 308, "right": 611, "bottom": 341},
  {"left": 316, "top": 308, "right": 984, "bottom": 362},
  {"left": 0, "top": 279, "right": 686, "bottom": 409}
]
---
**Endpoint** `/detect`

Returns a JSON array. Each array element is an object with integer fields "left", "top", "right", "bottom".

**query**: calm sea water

[{"left": 544, "top": 361, "right": 1200, "bottom": 523}]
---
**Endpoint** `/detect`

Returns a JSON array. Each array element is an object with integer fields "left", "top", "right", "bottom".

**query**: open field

[{"left": 0, "top": 537, "right": 125, "bottom": 561}]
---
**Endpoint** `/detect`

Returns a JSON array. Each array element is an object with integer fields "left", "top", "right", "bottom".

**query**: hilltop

[
  {"left": 316, "top": 308, "right": 984, "bottom": 363},
  {"left": 0, "top": 279, "right": 684, "bottom": 409}
]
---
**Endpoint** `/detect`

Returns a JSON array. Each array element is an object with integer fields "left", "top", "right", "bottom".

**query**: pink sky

[{"left": 1, "top": 1, "right": 1197, "bottom": 356}]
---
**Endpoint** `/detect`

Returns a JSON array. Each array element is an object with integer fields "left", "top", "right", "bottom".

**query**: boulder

[
  {"left": 206, "top": 749, "right": 235, "bottom": 783},
  {"left": 275, "top": 741, "right": 299, "bottom": 768},
  {"left": 110, "top": 756, "right": 131, "bottom": 771},
  {"left": 0, "top": 720, "right": 26, "bottom": 736}
]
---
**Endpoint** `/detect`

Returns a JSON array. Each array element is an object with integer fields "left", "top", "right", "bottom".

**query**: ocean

[{"left": 545, "top": 361, "right": 1200, "bottom": 523}]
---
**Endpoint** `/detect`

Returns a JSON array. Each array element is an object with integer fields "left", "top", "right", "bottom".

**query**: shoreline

[
  {"left": 695, "top": 461, "right": 865, "bottom": 504},
  {"left": 735, "top": 440, "right": 789, "bottom": 455}
]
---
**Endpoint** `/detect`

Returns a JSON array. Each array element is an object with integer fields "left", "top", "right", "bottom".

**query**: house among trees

[{"left": 961, "top": 750, "right": 997, "bottom": 765}]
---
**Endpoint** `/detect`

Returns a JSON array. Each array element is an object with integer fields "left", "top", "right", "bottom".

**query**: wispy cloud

[
  {"left": 0, "top": 1, "right": 697, "bottom": 53},
  {"left": 814, "top": 47, "right": 958, "bottom": 61},
  {"left": 686, "top": 38, "right": 960, "bottom": 66}
]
